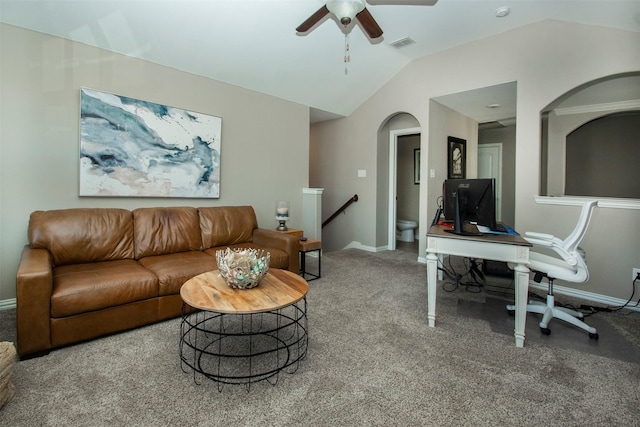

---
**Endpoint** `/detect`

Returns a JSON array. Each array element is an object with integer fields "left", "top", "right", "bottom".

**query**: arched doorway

[{"left": 376, "top": 113, "right": 421, "bottom": 252}]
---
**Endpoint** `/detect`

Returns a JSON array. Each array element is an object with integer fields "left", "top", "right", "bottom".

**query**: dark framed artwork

[
  {"left": 447, "top": 136, "right": 466, "bottom": 179},
  {"left": 79, "top": 88, "right": 222, "bottom": 198},
  {"left": 414, "top": 148, "right": 420, "bottom": 185}
]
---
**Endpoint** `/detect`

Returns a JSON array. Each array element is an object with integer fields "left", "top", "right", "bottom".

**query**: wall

[
  {"left": 0, "top": 24, "right": 310, "bottom": 302},
  {"left": 310, "top": 20, "right": 640, "bottom": 301},
  {"left": 566, "top": 112, "right": 640, "bottom": 198},
  {"left": 479, "top": 125, "right": 516, "bottom": 227},
  {"left": 542, "top": 73, "right": 640, "bottom": 196},
  {"left": 309, "top": 117, "right": 376, "bottom": 252},
  {"left": 427, "top": 101, "right": 479, "bottom": 226},
  {"left": 546, "top": 108, "right": 639, "bottom": 197}
]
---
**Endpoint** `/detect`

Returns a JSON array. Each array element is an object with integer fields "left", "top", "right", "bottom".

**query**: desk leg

[
  {"left": 513, "top": 263, "right": 530, "bottom": 348},
  {"left": 426, "top": 251, "right": 439, "bottom": 328}
]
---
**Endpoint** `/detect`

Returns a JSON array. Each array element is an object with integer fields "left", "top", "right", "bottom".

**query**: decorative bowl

[{"left": 216, "top": 248, "right": 270, "bottom": 289}]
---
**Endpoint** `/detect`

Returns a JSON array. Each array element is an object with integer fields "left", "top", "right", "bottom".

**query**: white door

[{"left": 478, "top": 143, "right": 503, "bottom": 222}]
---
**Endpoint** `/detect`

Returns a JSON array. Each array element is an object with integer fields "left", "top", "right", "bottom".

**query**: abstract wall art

[{"left": 79, "top": 88, "right": 221, "bottom": 198}]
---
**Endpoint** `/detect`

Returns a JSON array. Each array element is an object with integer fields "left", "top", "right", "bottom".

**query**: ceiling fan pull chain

[{"left": 344, "top": 33, "right": 350, "bottom": 75}]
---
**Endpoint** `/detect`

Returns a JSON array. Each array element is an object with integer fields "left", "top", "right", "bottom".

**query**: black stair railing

[{"left": 322, "top": 194, "right": 358, "bottom": 228}]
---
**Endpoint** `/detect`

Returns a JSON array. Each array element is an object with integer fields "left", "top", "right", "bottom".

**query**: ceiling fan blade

[
  {"left": 366, "top": 0, "right": 438, "bottom": 5},
  {"left": 296, "top": 5, "right": 330, "bottom": 33},
  {"left": 356, "top": 8, "right": 383, "bottom": 39}
]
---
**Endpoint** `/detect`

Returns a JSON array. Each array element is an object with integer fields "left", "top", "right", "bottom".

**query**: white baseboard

[
  {"left": 0, "top": 298, "right": 16, "bottom": 310},
  {"left": 528, "top": 282, "right": 640, "bottom": 312},
  {"left": 343, "top": 241, "right": 380, "bottom": 252}
]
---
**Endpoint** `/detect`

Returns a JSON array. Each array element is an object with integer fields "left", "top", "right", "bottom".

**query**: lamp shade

[{"left": 327, "top": 0, "right": 366, "bottom": 25}]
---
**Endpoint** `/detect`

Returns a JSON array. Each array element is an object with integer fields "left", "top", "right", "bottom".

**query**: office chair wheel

[
  {"left": 541, "top": 327, "right": 551, "bottom": 336},
  {"left": 589, "top": 332, "right": 599, "bottom": 340}
]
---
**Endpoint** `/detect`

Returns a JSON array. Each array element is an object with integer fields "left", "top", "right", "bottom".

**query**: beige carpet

[{"left": 1, "top": 248, "right": 639, "bottom": 426}]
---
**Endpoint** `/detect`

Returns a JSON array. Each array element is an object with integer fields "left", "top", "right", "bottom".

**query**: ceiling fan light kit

[
  {"left": 326, "top": 0, "right": 366, "bottom": 26},
  {"left": 297, "top": 0, "right": 438, "bottom": 72},
  {"left": 297, "top": 1, "right": 438, "bottom": 39}
]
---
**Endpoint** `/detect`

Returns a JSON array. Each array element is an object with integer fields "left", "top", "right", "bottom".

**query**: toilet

[{"left": 396, "top": 219, "right": 418, "bottom": 242}]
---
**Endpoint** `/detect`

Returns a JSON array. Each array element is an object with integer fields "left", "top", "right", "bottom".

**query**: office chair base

[{"left": 506, "top": 295, "right": 598, "bottom": 340}]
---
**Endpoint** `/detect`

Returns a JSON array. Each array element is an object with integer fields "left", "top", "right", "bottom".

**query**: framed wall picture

[
  {"left": 79, "top": 88, "right": 222, "bottom": 198},
  {"left": 414, "top": 148, "right": 420, "bottom": 185},
  {"left": 447, "top": 136, "right": 466, "bottom": 179}
]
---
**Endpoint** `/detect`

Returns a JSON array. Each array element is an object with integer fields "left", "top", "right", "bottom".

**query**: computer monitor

[{"left": 443, "top": 178, "right": 498, "bottom": 236}]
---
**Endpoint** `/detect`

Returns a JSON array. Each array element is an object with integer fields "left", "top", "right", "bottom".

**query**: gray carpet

[{"left": 1, "top": 248, "right": 639, "bottom": 426}]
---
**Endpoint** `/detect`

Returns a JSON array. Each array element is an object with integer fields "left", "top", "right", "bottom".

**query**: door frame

[{"left": 388, "top": 127, "right": 421, "bottom": 250}]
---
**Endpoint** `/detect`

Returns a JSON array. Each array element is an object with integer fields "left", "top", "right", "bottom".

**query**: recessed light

[
  {"left": 486, "top": 103, "right": 501, "bottom": 109},
  {"left": 495, "top": 6, "right": 510, "bottom": 18}
]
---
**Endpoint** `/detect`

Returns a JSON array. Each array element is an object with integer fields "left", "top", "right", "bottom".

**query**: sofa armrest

[
  {"left": 252, "top": 229, "right": 299, "bottom": 274},
  {"left": 16, "top": 246, "right": 53, "bottom": 358}
]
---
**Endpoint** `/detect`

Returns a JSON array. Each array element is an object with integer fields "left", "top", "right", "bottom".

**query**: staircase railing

[{"left": 322, "top": 194, "right": 358, "bottom": 228}]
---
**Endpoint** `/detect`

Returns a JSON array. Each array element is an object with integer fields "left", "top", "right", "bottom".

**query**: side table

[
  {"left": 179, "top": 269, "right": 308, "bottom": 390},
  {"left": 299, "top": 238, "right": 321, "bottom": 281},
  {"left": 276, "top": 228, "right": 303, "bottom": 238}
]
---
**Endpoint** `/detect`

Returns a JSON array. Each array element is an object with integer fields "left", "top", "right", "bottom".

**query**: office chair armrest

[
  {"left": 524, "top": 232, "right": 564, "bottom": 248},
  {"left": 525, "top": 231, "right": 555, "bottom": 241},
  {"left": 524, "top": 231, "right": 559, "bottom": 240},
  {"left": 525, "top": 232, "right": 579, "bottom": 266}
]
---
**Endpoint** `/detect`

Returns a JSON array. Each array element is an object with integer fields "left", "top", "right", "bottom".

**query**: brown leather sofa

[{"left": 15, "top": 206, "right": 299, "bottom": 359}]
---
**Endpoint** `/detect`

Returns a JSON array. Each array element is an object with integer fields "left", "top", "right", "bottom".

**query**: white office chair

[{"left": 508, "top": 200, "right": 599, "bottom": 339}]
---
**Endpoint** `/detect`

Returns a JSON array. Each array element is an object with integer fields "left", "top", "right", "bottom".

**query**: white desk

[{"left": 426, "top": 224, "right": 531, "bottom": 347}]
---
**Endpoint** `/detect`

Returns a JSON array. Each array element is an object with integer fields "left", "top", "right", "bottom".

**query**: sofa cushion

[
  {"left": 29, "top": 208, "right": 134, "bottom": 267},
  {"left": 204, "top": 244, "right": 289, "bottom": 270},
  {"left": 198, "top": 206, "right": 258, "bottom": 249},
  {"left": 138, "top": 251, "right": 216, "bottom": 296},
  {"left": 51, "top": 260, "right": 158, "bottom": 318},
  {"left": 133, "top": 207, "right": 202, "bottom": 259}
]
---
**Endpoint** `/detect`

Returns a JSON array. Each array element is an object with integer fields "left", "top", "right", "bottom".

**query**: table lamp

[{"left": 276, "top": 201, "right": 289, "bottom": 231}]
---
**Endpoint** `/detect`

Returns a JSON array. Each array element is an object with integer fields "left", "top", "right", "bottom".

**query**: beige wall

[
  {"left": 0, "top": 24, "right": 310, "bottom": 301},
  {"left": 479, "top": 125, "right": 516, "bottom": 227},
  {"left": 311, "top": 20, "right": 640, "bottom": 301},
  {"left": 427, "top": 101, "right": 479, "bottom": 230},
  {"left": 546, "top": 107, "right": 637, "bottom": 197}
]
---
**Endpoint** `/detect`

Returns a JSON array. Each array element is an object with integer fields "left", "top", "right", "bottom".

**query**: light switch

[
  {"left": 358, "top": 169, "right": 367, "bottom": 178},
  {"left": 430, "top": 169, "right": 436, "bottom": 178}
]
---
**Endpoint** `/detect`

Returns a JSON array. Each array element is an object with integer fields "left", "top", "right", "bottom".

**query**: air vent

[{"left": 389, "top": 37, "right": 415, "bottom": 49}]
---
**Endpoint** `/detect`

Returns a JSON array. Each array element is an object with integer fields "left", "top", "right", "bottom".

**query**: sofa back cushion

[
  {"left": 28, "top": 208, "right": 134, "bottom": 266},
  {"left": 198, "top": 206, "right": 258, "bottom": 249},
  {"left": 133, "top": 206, "right": 202, "bottom": 258}
]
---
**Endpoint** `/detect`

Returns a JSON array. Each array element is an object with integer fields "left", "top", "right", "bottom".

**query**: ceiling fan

[{"left": 296, "top": 0, "right": 438, "bottom": 40}]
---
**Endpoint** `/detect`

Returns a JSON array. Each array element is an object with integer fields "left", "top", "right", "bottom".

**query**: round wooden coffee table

[{"left": 179, "top": 269, "right": 308, "bottom": 389}]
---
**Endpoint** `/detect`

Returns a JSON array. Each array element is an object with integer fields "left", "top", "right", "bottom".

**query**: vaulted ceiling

[{"left": 1, "top": 0, "right": 639, "bottom": 122}]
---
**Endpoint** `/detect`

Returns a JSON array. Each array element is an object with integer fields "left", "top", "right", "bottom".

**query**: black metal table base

[
  {"left": 300, "top": 249, "right": 321, "bottom": 281},
  {"left": 180, "top": 298, "right": 308, "bottom": 391}
]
